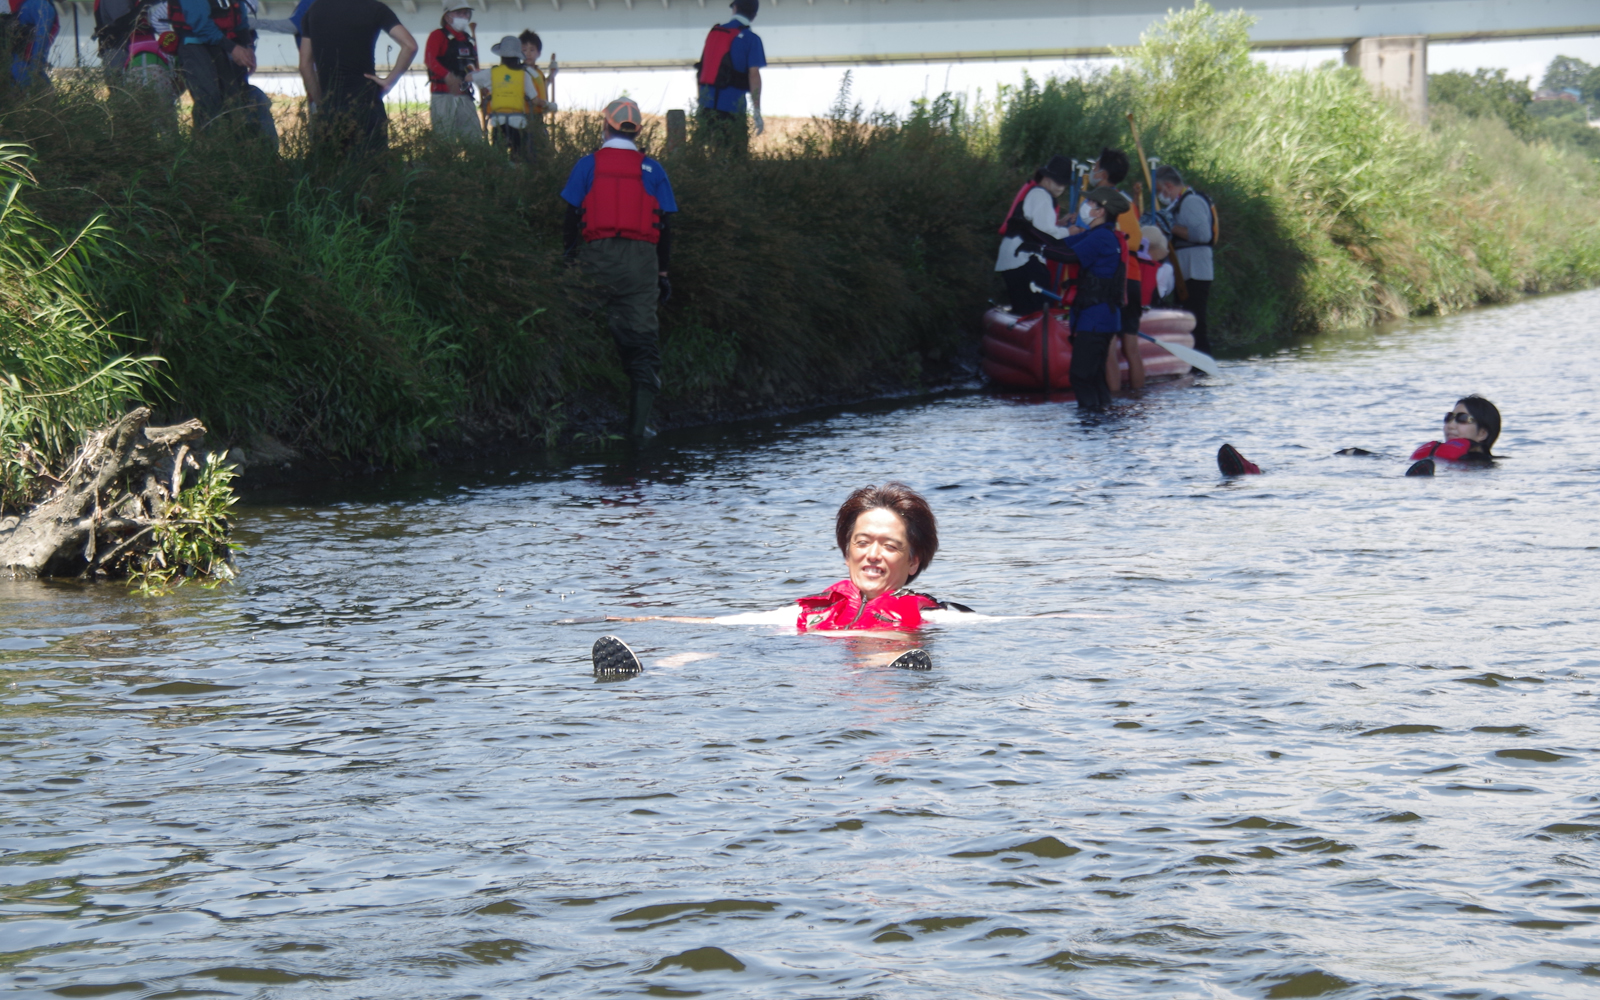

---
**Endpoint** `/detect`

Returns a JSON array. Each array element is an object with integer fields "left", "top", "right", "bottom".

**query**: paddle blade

[{"left": 1139, "top": 334, "right": 1220, "bottom": 376}]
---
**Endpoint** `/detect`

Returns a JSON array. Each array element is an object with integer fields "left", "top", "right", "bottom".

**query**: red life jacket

[
  {"left": 1115, "top": 228, "right": 1134, "bottom": 307},
  {"left": 696, "top": 23, "right": 748, "bottom": 89},
  {"left": 1138, "top": 259, "right": 1158, "bottom": 307},
  {"left": 581, "top": 147, "right": 662, "bottom": 244},
  {"left": 795, "top": 579, "right": 941, "bottom": 632},
  {"left": 169, "top": 0, "right": 244, "bottom": 43},
  {"left": 999, "top": 180, "right": 1038, "bottom": 236},
  {"left": 1411, "top": 439, "right": 1474, "bottom": 461}
]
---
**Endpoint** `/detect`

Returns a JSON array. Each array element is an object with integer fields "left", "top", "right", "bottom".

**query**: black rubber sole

[
  {"left": 592, "top": 635, "right": 643, "bottom": 675},
  {"left": 1405, "top": 458, "right": 1436, "bottom": 477},
  {"left": 889, "top": 649, "right": 932, "bottom": 671},
  {"left": 1218, "top": 443, "right": 1250, "bottom": 476}
]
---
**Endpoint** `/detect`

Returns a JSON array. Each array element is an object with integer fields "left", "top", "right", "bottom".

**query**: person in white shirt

[{"left": 995, "top": 155, "right": 1074, "bottom": 315}]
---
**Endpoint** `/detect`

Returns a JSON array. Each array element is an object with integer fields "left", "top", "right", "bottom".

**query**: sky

[{"left": 245, "top": 34, "right": 1600, "bottom": 119}]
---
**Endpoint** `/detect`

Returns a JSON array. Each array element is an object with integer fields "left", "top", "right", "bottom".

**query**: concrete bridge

[{"left": 47, "top": 0, "right": 1600, "bottom": 117}]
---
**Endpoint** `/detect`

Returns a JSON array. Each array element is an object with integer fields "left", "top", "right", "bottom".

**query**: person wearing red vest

[
  {"left": 560, "top": 98, "right": 680, "bottom": 443},
  {"left": 589, "top": 483, "right": 974, "bottom": 675},
  {"left": 694, "top": 0, "right": 765, "bottom": 153},
  {"left": 425, "top": 2, "right": 479, "bottom": 142},
  {"left": 1217, "top": 396, "right": 1501, "bottom": 477}
]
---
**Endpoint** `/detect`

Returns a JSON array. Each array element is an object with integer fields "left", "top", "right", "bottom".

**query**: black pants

[
  {"left": 1069, "top": 329, "right": 1115, "bottom": 411},
  {"left": 1122, "top": 280, "right": 1142, "bottom": 333},
  {"left": 1185, "top": 278, "right": 1212, "bottom": 354},
  {"left": 1002, "top": 258, "right": 1052, "bottom": 315},
  {"left": 317, "top": 87, "right": 389, "bottom": 155},
  {"left": 697, "top": 108, "right": 749, "bottom": 156},
  {"left": 178, "top": 43, "right": 239, "bottom": 131}
]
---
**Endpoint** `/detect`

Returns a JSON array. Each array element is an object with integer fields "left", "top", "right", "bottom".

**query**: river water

[{"left": 4, "top": 289, "right": 1599, "bottom": 999}]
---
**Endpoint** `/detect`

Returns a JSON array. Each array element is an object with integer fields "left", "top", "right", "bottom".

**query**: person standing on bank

[
  {"left": 560, "top": 98, "right": 678, "bottom": 444},
  {"left": 299, "top": 0, "right": 416, "bottom": 154},
  {"left": 425, "top": 2, "right": 479, "bottom": 142},
  {"left": 1155, "top": 164, "right": 1215, "bottom": 355},
  {"left": 171, "top": 0, "right": 255, "bottom": 129},
  {"left": 468, "top": 34, "right": 555, "bottom": 162},
  {"left": 694, "top": 0, "right": 765, "bottom": 152},
  {"left": 995, "top": 155, "right": 1073, "bottom": 316},
  {"left": 1057, "top": 186, "right": 1131, "bottom": 413}
]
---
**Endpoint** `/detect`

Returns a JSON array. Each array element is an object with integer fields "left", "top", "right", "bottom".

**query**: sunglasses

[{"left": 1444, "top": 412, "right": 1474, "bottom": 424}]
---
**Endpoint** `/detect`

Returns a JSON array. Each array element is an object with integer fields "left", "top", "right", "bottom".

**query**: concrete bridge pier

[{"left": 1344, "top": 35, "right": 1429, "bottom": 125}]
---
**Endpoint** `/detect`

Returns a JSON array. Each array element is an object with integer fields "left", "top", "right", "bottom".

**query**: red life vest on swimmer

[
  {"left": 581, "top": 147, "right": 663, "bottom": 244},
  {"left": 795, "top": 579, "right": 941, "bottom": 632},
  {"left": 696, "top": 23, "right": 749, "bottom": 89},
  {"left": 1411, "top": 439, "right": 1475, "bottom": 461}
]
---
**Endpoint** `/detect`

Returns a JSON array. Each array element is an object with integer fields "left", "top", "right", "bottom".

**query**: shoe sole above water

[
  {"left": 592, "top": 635, "right": 643, "bottom": 675},
  {"left": 889, "top": 649, "right": 932, "bottom": 670}
]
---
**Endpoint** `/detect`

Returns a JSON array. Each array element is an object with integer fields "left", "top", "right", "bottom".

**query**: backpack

[{"left": 1172, "top": 189, "right": 1219, "bottom": 248}]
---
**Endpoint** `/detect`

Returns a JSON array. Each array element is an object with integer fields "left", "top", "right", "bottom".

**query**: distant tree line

[{"left": 1430, "top": 55, "right": 1600, "bottom": 161}]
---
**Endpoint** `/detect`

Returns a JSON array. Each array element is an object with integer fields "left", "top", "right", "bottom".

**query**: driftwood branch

[{"left": 0, "top": 408, "right": 210, "bottom": 578}]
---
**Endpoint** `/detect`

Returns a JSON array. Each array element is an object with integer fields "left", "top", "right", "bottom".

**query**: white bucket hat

[{"left": 490, "top": 36, "right": 522, "bottom": 58}]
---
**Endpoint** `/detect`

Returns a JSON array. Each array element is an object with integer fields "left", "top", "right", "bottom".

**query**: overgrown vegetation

[
  {"left": 2, "top": 2, "right": 1598, "bottom": 487},
  {"left": 1430, "top": 66, "right": 1600, "bottom": 160}
]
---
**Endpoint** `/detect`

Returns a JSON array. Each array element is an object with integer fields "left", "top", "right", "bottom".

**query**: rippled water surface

[{"left": 5, "top": 290, "right": 1600, "bottom": 999}]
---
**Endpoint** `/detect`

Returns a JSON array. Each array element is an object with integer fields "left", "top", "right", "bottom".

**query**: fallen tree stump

[{"left": 0, "top": 407, "right": 228, "bottom": 579}]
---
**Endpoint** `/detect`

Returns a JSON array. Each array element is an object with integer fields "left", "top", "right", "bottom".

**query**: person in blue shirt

[
  {"left": 694, "top": 0, "right": 765, "bottom": 153},
  {"left": 1059, "top": 186, "right": 1132, "bottom": 413},
  {"left": 172, "top": 0, "right": 256, "bottom": 130},
  {"left": 560, "top": 98, "right": 680, "bottom": 444},
  {"left": 7, "top": 0, "right": 59, "bottom": 88}
]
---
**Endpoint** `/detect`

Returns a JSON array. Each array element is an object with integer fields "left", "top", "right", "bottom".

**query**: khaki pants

[
  {"left": 581, "top": 237, "right": 661, "bottom": 392},
  {"left": 430, "top": 93, "right": 479, "bottom": 142}
]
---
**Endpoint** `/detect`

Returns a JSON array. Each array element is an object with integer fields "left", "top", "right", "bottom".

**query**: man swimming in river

[
  {"left": 590, "top": 483, "right": 977, "bottom": 675},
  {"left": 1217, "top": 395, "right": 1502, "bottom": 477}
]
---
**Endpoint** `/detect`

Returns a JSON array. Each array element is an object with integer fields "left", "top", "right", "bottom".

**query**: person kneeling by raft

[
  {"left": 591, "top": 483, "right": 975, "bottom": 674},
  {"left": 1217, "top": 395, "right": 1501, "bottom": 477}
]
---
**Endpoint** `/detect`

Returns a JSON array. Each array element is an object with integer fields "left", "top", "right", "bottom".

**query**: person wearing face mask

[
  {"left": 425, "top": 3, "right": 479, "bottom": 141},
  {"left": 1154, "top": 164, "right": 1216, "bottom": 355},
  {"left": 469, "top": 33, "right": 556, "bottom": 162},
  {"left": 1050, "top": 186, "right": 1132, "bottom": 413},
  {"left": 1078, "top": 148, "right": 1148, "bottom": 391},
  {"left": 995, "top": 155, "right": 1074, "bottom": 315}
]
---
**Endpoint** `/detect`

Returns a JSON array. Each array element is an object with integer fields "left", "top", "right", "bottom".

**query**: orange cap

[{"left": 603, "top": 97, "right": 643, "bottom": 134}]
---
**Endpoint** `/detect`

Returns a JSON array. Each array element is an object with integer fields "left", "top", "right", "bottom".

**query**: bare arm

[
  {"left": 747, "top": 65, "right": 761, "bottom": 113},
  {"left": 298, "top": 36, "right": 320, "bottom": 104},
  {"left": 366, "top": 25, "right": 419, "bottom": 94}
]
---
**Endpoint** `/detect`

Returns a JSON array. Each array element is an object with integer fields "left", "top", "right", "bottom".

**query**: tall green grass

[{"left": 0, "top": 143, "right": 159, "bottom": 512}]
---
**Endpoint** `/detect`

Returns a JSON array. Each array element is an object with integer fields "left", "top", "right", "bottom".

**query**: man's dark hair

[
  {"left": 1097, "top": 147, "right": 1130, "bottom": 184},
  {"left": 518, "top": 29, "right": 542, "bottom": 52},
  {"left": 835, "top": 483, "right": 938, "bottom": 582}
]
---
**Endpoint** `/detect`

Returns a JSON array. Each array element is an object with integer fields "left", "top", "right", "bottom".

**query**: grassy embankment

[{"left": 2, "top": 1, "right": 1599, "bottom": 492}]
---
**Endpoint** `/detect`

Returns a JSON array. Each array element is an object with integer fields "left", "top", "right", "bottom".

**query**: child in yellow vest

[{"left": 470, "top": 33, "right": 556, "bottom": 162}]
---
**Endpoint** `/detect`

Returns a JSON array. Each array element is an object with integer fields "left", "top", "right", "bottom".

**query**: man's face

[
  {"left": 1158, "top": 181, "right": 1182, "bottom": 204},
  {"left": 1088, "top": 165, "right": 1108, "bottom": 187}
]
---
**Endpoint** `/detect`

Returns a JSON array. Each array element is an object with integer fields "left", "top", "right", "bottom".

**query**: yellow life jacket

[
  {"left": 488, "top": 64, "right": 529, "bottom": 116},
  {"left": 528, "top": 65, "right": 548, "bottom": 115}
]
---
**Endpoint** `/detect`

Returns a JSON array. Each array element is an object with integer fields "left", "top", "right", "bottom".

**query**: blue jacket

[{"left": 1061, "top": 224, "right": 1122, "bottom": 334}]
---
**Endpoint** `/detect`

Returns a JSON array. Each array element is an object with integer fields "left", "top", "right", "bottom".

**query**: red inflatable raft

[{"left": 981, "top": 306, "right": 1198, "bottom": 391}]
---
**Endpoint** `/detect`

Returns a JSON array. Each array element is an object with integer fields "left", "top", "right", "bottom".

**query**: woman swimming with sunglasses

[{"left": 1217, "top": 395, "right": 1501, "bottom": 477}]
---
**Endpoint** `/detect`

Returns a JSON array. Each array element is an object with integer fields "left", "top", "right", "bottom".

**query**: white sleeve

[
  {"left": 713, "top": 606, "right": 801, "bottom": 626},
  {"left": 467, "top": 69, "right": 491, "bottom": 88},
  {"left": 1024, "top": 187, "right": 1069, "bottom": 240}
]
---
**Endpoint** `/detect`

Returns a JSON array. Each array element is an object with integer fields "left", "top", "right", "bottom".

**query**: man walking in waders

[
  {"left": 560, "top": 98, "right": 679, "bottom": 444},
  {"left": 694, "top": 0, "right": 765, "bottom": 153}
]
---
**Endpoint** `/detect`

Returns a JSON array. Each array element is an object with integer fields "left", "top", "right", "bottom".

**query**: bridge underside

[{"left": 49, "top": 0, "right": 1600, "bottom": 74}]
